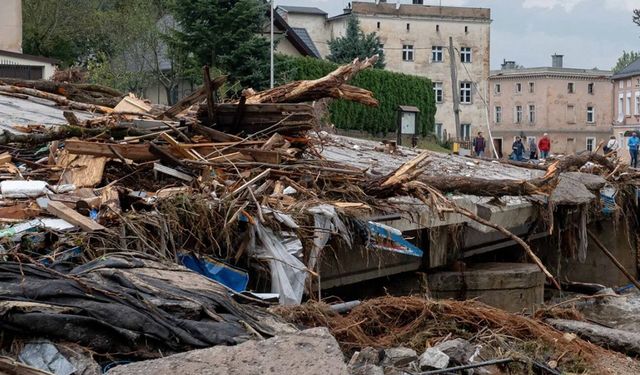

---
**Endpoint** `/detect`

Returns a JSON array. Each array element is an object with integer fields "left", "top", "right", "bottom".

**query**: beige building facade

[
  {"left": 489, "top": 56, "right": 613, "bottom": 158},
  {"left": 611, "top": 57, "right": 640, "bottom": 163},
  {"left": 0, "top": 0, "right": 22, "bottom": 53},
  {"left": 279, "top": 2, "right": 492, "bottom": 142}
]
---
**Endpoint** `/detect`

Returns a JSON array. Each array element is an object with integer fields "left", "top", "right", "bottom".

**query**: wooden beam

[
  {"left": 46, "top": 200, "right": 106, "bottom": 232},
  {"left": 160, "top": 132, "right": 198, "bottom": 160},
  {"left": 65, "top": 140, "right": 164, "bottom": 162}
]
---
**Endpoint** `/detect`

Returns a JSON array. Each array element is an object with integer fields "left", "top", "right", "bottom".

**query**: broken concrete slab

[
  {"left": 418, "top": 347, "right": 449, "bottom": 370},
  {"left": 381, "top": 347, "right": 418, "bottom": 367},
  {"left": 434, "top": 338, "right": 478, "bottom": 365},
  {"left": 106, "top": 328, "right": 347, "bottom": 375},
  {"left": 562, "top": 171, "right": 607, "bottom": 191},
  {"left": 550, "top": 174, "right": 595, "bottom": 205}
]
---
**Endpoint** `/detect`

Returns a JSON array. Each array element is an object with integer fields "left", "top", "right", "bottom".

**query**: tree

[
  {"left": 168, "top": 0, "right": 271, "bottom": 90},
  {"left": 327, "top": 16, "right": 385, "bottom": 69},
  {"left": 612, "top": 51, "right": 640, "bottom": 73},
  {"left": 634, "top": 9, "right": 640, "bottom": 27}
]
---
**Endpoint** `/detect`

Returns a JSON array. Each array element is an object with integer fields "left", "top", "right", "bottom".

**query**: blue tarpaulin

[
  {"left": 179, "top": 254, "right": 249, "bottom": 293},
  {"left": 367, "top": 221, "right": 423, "bottom": 257}
]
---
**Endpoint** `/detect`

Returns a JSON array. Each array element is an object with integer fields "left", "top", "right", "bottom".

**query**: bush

[{"left": 276, "top": 55, "right": 436, "bottom": 136}]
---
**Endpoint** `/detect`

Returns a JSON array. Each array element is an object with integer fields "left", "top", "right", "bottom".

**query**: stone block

[{"left": 418, "top": 347, "right": 449, "bottom": 370}]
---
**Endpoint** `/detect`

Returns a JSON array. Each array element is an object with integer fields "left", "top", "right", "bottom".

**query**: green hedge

[{"left": 276, "top": 55, "right": 436, "bottom": 136}]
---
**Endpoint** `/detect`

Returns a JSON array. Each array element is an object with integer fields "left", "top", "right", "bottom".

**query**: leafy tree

[
  {"left": 327, "top": 16, "right": 385, "bottom": 69},
  {"left": 168, "top": 0, "right": 271, "bottom": 90},
  {"left": 612, "top": 51, "right": 640, "bottom": 73}
]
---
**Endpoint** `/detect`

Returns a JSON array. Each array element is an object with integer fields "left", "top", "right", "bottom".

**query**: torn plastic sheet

[
  {"left": 0, "top": 218, "right": 76, "bottom": 239},
  {"left": 179, "top": 254, "right": 249, "bottom": 293},
  {"left": 262, "top": 207, "right": 298, "bottom": 229},
  {"left": 250, "top": 222, "right": 306, "bottom": 305},
  {"left": 19, "top": 341, "right": 76, "bottom": 375},
  {"left": 307, "top": 204, "right": 352, "bottom": 271},
  {"left": 367, "top": 221, "right": 423, "bottom": 257}
]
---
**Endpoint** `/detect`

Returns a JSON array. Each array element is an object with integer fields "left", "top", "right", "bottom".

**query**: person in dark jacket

[
  {"left": 528, "top": 137, "right": 538, "bottom": 159},
  {"left": 511, "top": 136, "right": 525, "bottom": 161},
  {"left": 473, "top": 131, "right": 486, "bottom": 158}
]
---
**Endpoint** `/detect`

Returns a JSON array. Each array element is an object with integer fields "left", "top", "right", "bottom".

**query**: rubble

[{"left": 418, "top": 348, "right": 449, "bottom": 370}]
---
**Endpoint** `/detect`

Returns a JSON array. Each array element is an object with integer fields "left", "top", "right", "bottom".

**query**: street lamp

[{"left": 270, "top": 0, "right": 275, "bottom": 89}]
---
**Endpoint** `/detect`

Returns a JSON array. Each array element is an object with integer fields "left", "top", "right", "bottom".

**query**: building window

[
  {"left": 406, "top": 23, "right": 410, "bottom": 31},
  {"left": 460, "top": 82, "right": 472, "bottom": 104},
  {"left": 494, "top": 83, "right": 501, "bottom": 94},
  {"left": 515, "top": 105, "right": 523, "bottom": 123},
  {"left": 433, "top": 82, "right": 443, "bottom": 103},
  {"left": 432, "top": 46, "right": 443, "bottom": 62},
  {"left": 619, "top": 96, "right": 624, "bottom": 119},
  {"left": 529, "top": 82, "right": 535, "bottom": 93},
  {"left": 413, "top": 0, "right": 424, "bottom": 4},
  {"left": 588, "top": 83, "right": 594, "bottom": 94},
  {"left": 567, "top": 105, "right": 576, "bottom": 124},
  {"left": 436, "top": 24, "right": 440, "bottom": 32},
  {"left": 435, "top": 123, "right": 443, "bottom": 140},
  {"left": 568, "top": 82, "right": 575, "bottom": 94},
  {"left": 495, "top": 106, "right": 502, "bottom": 124},
  {"left": 402, "top": 45, "right": 414, "bottom": 61},
  {"left": 377, "top": 21, "right": 380, "bottom": 29},
  {"left": 587, "top": 106, "right": 595, "bottom": 123},
  {"left": 515, "top": 83, "right": 522, "bottom": 93},
  {"left": 635, "top": 92, "right": 640, "bottom": 115},
  {"left": 627, "top": 94, "right": 632, "bottom": 116},
  {"left": 460, "top": 47, "right": 472, "bottom": 63},
  {"left": 619, "top": 81, "right": 624, "bottom": 89},
  {"left": 586, "top": 137, "right": 595, "bottom": 152},
  {"left": 528, "top": 104, "right": 536, "bottom": 124},
  {"left": 461, "top": 124, "right": 471, "bottom": 140},
  {"left": 465, "top": 26, "right": 469, "bottom": 33}
]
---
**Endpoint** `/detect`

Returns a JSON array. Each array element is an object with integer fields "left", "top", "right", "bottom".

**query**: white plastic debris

[
  {"left": 282, "top": 186, "right": 297, "bottom": 195},
  {"left": 307, "top": 205, "right": 352, "bottom": 271},
  {"left": 250, "top": 223, "right": 306, "bottom": 305},
  {"left": 0, "top": 180, "right": 47, "bottom": 198}
]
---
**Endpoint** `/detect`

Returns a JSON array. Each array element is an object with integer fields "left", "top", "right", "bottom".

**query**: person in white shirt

[{"left": 604, "top": 136, "right": 618, "bottom": 155}]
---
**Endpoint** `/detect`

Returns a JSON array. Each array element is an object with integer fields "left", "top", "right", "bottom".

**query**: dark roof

[
  {"left": 612, "top": 57, "right": 640, "bottom": 80},
  {"left": 278, "top": 6, "right": 327, "bottom": 16},
  {"left": 291, "top": 28, "right": 321, "bottom": 58},
  {"left": 398, "top": 105, "right": 420, "bottom": 112},
  {"left": 490, "top": 67, "right": 612, "bottom": 79},
  {"left": 351, "top": 1, "right": 490, "bottom": 21},
  {"left": 0, "top": 50, "right": 59, "bottom": 65},
  {"left": 273, "top": 11, "right": 321, "bottom": 58}
]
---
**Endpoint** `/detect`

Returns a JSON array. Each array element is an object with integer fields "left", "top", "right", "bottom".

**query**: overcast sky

[{"left": 275, "top": 0, "right": 640, "bottom": 70}]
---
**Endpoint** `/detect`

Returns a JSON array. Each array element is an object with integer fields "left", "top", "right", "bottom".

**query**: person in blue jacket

[{"left": 629, "top": 132, "right": 640, "bottom": 168}]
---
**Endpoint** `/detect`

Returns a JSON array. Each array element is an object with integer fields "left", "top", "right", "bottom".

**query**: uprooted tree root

[{"left": 274, "top": 296, "right": 629, "bottom": 374}]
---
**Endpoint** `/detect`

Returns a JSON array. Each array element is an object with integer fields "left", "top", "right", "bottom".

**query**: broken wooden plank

[
  {"left": 153, "top": 163, "right": 194, "bottom": 182},
  {"left": 58, "top": 151, "right": 108, "bottom": 188},
  {"left": 0, "top": 152, "right": 11, "bottom": 165},
  {"left": 192, "top": 123, "right": 243, "bottom": 142},
  {"left": 0, "top": 203, "right": 40, "bottom": 220},
  {"left": 113, "top": 94, "right": 152, "bottom": 114},
  {"left": 46, "top": 200, "right": 105, "bottom": 232},
  {"left": 160, "top": 132, "right": 198, "bottom": 160}
]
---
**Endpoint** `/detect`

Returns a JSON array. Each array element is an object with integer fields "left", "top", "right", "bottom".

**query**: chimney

[
  {"left": 552, "top": 54, "right": 564, "bottom": 68},
  {"left": 501, "top": 60, "right": 516, "bottom": 70}
]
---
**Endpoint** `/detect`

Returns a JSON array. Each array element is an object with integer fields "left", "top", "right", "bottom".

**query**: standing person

[
  {"left": 473, "top": 131, "right": 486, "bottom": 158},
  {"left": 604, "top": 136, "right": 618, "bottom": 155},
  {"left": 628, "top": 132, "right": 640, "bottom": 168},
  {"left": 538, "top": 133, "right": 551, "bottom": 159},
  {"left": 511, "top": 136, "right": 525, "bottom": 161},
  {"left": 528, "top": 137, "right": 538, "bottom": 160}
]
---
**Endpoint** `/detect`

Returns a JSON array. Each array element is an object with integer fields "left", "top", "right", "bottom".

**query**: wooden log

[
  {"left": 0, "top": 78, "right": 124, "bottom": 107},
  {"left": 243, "top": 56, "right": 379, "bottom": 106},
  {"left": 0, "top": 125, "right": 108, "bottom": 145},
  {"left": 0, "top": 85, "right": 113, "bottom": 113}
]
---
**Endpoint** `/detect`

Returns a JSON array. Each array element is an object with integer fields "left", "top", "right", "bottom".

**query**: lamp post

[{"left": 270, "top": 0, "right": 275, "bottom": 89}]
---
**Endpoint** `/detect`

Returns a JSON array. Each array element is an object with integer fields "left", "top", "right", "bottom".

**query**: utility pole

[
  {"left": 449, "top": 36, "right": 461, "bottom": 139},
  {"left": 270, "top": 0, "right": 275, "bottom": 88}
]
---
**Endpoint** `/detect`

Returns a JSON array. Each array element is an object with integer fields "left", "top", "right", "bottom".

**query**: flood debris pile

[
  {"left": 0, "top": 55, "right": 639, "bottom": 373},
  {"left": 276, "top": 296, "right": 640, "bottom": 374}
]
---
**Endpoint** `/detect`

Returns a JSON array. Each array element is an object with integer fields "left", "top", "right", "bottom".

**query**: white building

[
  {"left": 278, "top": 1, "right": 492, "bottom": 142},
  {"left": 0, "top": 0, "right": 58, "bottom": 79}
]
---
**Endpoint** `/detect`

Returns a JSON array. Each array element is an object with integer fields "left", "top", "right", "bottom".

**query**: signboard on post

[{"left": 396, "top": 105, "right": 420, "bottom": 146}]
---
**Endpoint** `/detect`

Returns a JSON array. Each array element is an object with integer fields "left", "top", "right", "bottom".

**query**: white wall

[{"left": 0, "top": 55, "right": 56, "bottom": 79}]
